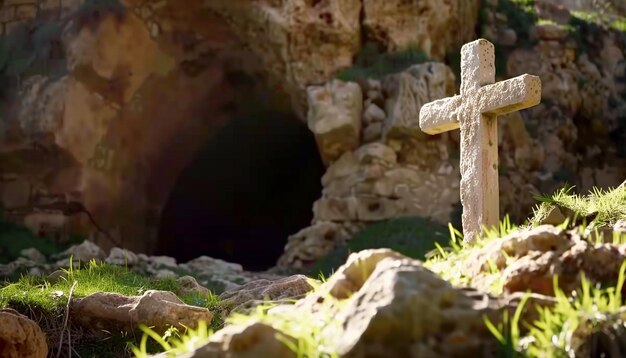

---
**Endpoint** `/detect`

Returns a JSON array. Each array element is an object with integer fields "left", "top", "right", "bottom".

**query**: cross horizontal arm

[
  {"left": 478, "top": 74, "right": 541, "bottom": 115},
  {"left": 419, "top": 95, "right": 462, "bottom": 135}
]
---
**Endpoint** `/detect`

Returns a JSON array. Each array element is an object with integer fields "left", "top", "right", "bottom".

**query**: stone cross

[{"left": 419, "top": 39, "right": 541, "bottom": 242}]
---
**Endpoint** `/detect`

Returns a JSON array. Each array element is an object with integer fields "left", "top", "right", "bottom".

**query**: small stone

[
  {"left": 312, "top": 197, "right": 358, "bottom": 221},
  {"left": 150, "top": 22, "right": 160, "bottom": 37},
  {"left": 149, "top": 255, "right": 177, "bottom": 268},
  {"left": 57, "top": 240, "right": 106, "bottom": 263},
  {"left": 20, "top": 248, "right": 46, "bottom": 264},
  {"left": 363, "top": 103, "right": 386, "bottom": 124},
  {"left": 106, "top": 247, "right": 139, "bottom": 266},
  {"left": 307, "top": 80, "right": 363, "bottom": 164},
  {"left": 531, "top": 24, "right": 568, "bottom": 42},
  {"left": 355, "top": 143, "right": 397, "bottom": 164},
  {"left": 189, "top": 322, "right": 297, "bottom": 358},
  {"left": 0, "top": 309, "right": 48, "bottom": 358},
  {"left": 321, "top": 151, "right": 360, "bottom": 186},
  {"left": 47, "top": 269, "right": 68, "bottom": 284},
  {"left": 176, "top": 276, "right": 209, "bottom": 298},
  {"left": 219, "top": 275, "right": 314, "bottom": 314},
  {"left": 362, "top": 122, "right": 383, "bottom": 142},
  {"left": 155, "top": 269, "right": 177, "bottom": 279},
  {"left": 499, "top": 28, "right": 517, "bottom": 46}
]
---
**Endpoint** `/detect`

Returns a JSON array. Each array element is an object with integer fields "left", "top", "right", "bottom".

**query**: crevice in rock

[{"left": 156, "top": 110, "right": 325, "bottom": 272}]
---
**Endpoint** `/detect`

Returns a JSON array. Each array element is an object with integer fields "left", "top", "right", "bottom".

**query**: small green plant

[
  {"left": 484, "top": 293, "right": 530, "bottom": 358},
  {"left": 308, "top": 217, "right": 450, "bottom": 277},
  {"left": 425, "top": 215, "right": 520, "bottom": 293},
  {"left": 530, "top": 184, "right": 626, "bottom": 230},
  {"left": 0, "top": 260, "right": 221, "bottom": 357},
  {"left": 484, "top": 261, "right": 626, "bottom": 357},
  {"left": 0, "top": 212, "right": 69, "bottom": 266},
  {"left": 132, "top": 277, "right": 344, "bottom": 358},
  {"left": 132, "top": 321, "right": 214, "bottom": 358}
]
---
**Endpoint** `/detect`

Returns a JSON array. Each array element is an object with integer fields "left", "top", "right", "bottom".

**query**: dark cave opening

[{"left": 156, "top": 110, "right": 325, "bottom": 271}]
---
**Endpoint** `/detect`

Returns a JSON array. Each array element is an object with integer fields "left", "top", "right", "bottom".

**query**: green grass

[
  {"left": 530, "top": 184, "right": 626, "bottom": 230},
  {"left": 0, "top": 259, "right": 222, "bottom": 357},
  {"left": 424, "top": 215, "right": 520, "bottom": 294},
  {"left": 307, "top": 217, "right": 450, "bottom": 278},
  {"left": 486, "top": 261, "right": 626, "bottom": 357},
  {"left": 132, "top": 277, "right": 344, "bottom": 358}
]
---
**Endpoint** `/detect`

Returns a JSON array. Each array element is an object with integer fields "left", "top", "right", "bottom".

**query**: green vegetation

[
  {"left": 133, "top": 278, "right": 345, "bottom": 358},
  {"left": 335, "top": 42, "right": 430, "bottom": 82},
  {"left": 424, "top": 215, "right": 520, "bottom": 294},
  {"left": 307, "top": 217, "right": 450, "bottom": 277},
  {"left": 530, "top": 184, "right": 626, "bottom": 230},
  {"left": 0, "top": 209, "right": 85, "bottom": 266},
  {"left": 486, "top": 262, "right": 626, "bottom": 357},
  {"left": 497, "top": 0, "right": 538, "bottom": 45},
  {"left": 0, "top": 259, "right": 222, "bottom": 357},
  {"left": 1, "top": 185, "right": 625, "bottom": 358}
]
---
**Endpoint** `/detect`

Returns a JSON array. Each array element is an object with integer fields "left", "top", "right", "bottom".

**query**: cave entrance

[{"left": 156, "top": 110, "right": 325, "bottom": 271}]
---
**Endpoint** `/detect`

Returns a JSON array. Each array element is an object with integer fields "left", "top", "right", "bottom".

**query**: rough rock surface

[
  {"left": 194, "top": 249, "right": 541, "bottom": 358},
  {"left": 465, "top": 225, "right": 626, "bottom": 296},
  {"left": 171, "top": 322, "right": 297, "bottom": 358},
  {"left": 362, "top": 0, "right": 480, "bottom": 58},
  {"left": 279, "top": 62, "right": 461, "bottom": 268},
  {"left": 219, "top": 275, "right": 315, "bottom": 314},
  {"left": 69, "top": 290, "right": 213, "bottom": 334},
  {"left": 0, "top": 309, "right": 48, "bottom": 358},
  {"left": 0, "top": 0, "right": 479, "bottom": 258}
]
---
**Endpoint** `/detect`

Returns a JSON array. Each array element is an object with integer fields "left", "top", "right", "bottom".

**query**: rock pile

[{"left": 278, "top": 62, "right": 462, "bottom": 269}]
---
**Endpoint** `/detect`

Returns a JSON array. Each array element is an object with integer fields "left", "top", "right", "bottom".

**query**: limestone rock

[
  {"left": 362, "top": 102, "right": 386, "bottom": 124},
  {"left": 383, "top": 62, "right": 456, "bottom": 139},
  {"left": 173, "top": 322, "right": 297, "bottom": 358},
  {"left": 105, "top": 247, "right": 139, "bottom": 266},
  {"left": 0, "top": 309, "right": 48, "bottom": 358},
  {"left": 55, "top": 240, "right": 106, "bottom": 264},
  {"left": 362, "top": 0, "right": 479, "bottom": 58},
  {"left": 307, "top": 80, "right": 363, "bottom": 164},
  {"left": 207, "top": 0, "right": 362, "bottom": 117},
  {"left": 19, "top": 248, "right": 46, "bottom": 264},
  {"left": 531, "top": 24, "right": 569, "bottom": 41},
  {"left": 278, "top": 221, "right": 355, "bottom": 269},
  {"left": 219, "top": 275, "right": 315, "bottom": 314},
  {"left": 298, "top": 249, "right": 512, "bottom": 357},
  {"left": 176, "top": 276, "right": 210, "bottom": 299},
  {"left": 355, "top": 143, "right": 397, "bottom": 165},
  {"left": 465, "top": 226, "right": 626, "bottom": 296},
  {"left": 181, "top": 256, "right": 243, "bottom": 275},
  {"left": 321, "top": 151, "right": 360, "bottom": 186},
  {"left": 69, "top": 290, "right": 213, "bottom": 334}
]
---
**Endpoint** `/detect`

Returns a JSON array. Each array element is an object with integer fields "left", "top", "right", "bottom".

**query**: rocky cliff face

[
  {"left": 0, "top": 0, "right": 480, "bottom": 257},
  {"left": 0, "top": 0, "right": 624, "bottom": 268}
]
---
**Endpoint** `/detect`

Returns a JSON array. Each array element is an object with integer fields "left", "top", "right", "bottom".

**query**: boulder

[
  {"left": 219, "top": 275, "right": 315, "bottom": 314},
  {"left": 55, "top": 240, "right": 106, "bottom": 265},
  {"left": 307, "top": 80, "right": 363, "bottom": 164},
  {"left": 362, "top": 0, "right": 479, "bottom": 58},
  {"left": 172, "top": 322, "right": 297, "bottom": 358},
  {"left": 176, "top": 276, "right": 210, "bottom": 299},
  {"left": 0, "top": 309, "right": 48, "bottom": 358},
  {"left": 464, "top": 226, "right": 626, "bottom": 296},
  {"left": 186, "top": 249, "right": 556, "bottom": 358},
  {"left": 69, "top": 290, "right": 213, "bottom": 334}
]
